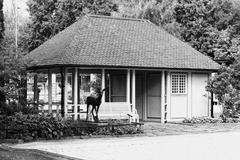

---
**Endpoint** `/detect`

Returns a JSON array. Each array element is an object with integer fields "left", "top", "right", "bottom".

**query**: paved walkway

[
  {"left": 143, "top": 122, "right": 240, "bottom": 136},
  {"left": 14, "top": 131, "right": 240, "bottom": 160}
]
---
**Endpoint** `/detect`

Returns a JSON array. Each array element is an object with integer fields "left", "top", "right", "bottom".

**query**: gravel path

[{"left": 15, "top": 131, "right": 240, "bottom": 160}]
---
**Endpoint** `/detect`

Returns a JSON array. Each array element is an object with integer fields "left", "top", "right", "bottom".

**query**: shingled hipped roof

[{"left": 26, "top": 15, "right": 219, "bottom": 71}]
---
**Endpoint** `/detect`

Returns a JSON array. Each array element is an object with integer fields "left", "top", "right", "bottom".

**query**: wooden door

[
  {"left": 192, "top": 73, "right": 209, "bottom": 117},
  {"left": 147, "top": 73, "right": 161, "bottom": 119}
]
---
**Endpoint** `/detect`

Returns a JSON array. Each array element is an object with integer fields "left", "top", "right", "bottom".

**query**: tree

[
  {"left": 206, "top": 62, "right": 240, "bottom": 120},
  {"left": 25, "top": 0, "right": 118, "bottom": 52},
  {"left": 0, "top": 0, "right": 5, "bottom": 105},
  {"left": 0, "top": 0, "right": 29, "bottom": 108},
  {"left": 0, "top": 0, "right": 3, "bottom": 39},
  {"left": 116, "top": 0, "right": 240, "bottom": 64},
  {"left": 173, "top": 0, "right": 240, "bottom": 63}
]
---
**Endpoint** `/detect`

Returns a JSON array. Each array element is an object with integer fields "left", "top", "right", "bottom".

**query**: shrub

[
  {"left": 0, "top": 113, "right": 66, "bottom": 140},
  {"left": 223, "top": 118, "right": 240, "bottom": 123},
  {"left": 111, "top": 125, "right": 142, "bottom": 135},
  {"left": 183, "top": 116, "right": 240, "bottom": 124},
  {"left": 0, "top": 114, "right": 143, "bottom": 141},
  {"left": 64, "top": 119, "right": 143, "bottom": 136},
  {"left": 0, "top": 102, "right": 38, "bottom": 116},
  {"left": 101, "top": 119, "right": 129, "bottom": 125},
  {"left": 206, "top": 64, "right": 240, "bottom": 119},
  {"left": 183, "top": 117, "right": 222, "bottom": 124}
]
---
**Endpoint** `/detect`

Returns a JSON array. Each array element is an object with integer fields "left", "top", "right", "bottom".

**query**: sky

[{"left": 3, "top": 0, "right": 29, "bottom": 18}]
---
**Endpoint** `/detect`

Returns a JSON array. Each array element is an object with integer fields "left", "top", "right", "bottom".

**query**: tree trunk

[{"left": 19, "top": 73, "right": 27, "bottom": 106}]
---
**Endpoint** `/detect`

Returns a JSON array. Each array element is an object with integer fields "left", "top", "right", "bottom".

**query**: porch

[
  {"left": 28, "top": 68, "right": 168, "bottom": 123},
  {"left": 28, "top": 66, "right": 212, "bottom": 123}
]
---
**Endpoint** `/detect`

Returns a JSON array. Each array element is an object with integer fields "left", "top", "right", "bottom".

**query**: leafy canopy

[
  {"left": 116, "top": 0, "right": 240, "bottom": 64},
  {"left": 0, "top": 0, "right": 3, "bottom": 39},
  {"left": 25, "top": 0, "right": 118, "bottom": 52}
]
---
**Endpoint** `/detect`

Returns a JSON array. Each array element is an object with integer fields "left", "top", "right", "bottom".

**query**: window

[
  {"left": 78, "top": 69, "right": 102, "bottom": 104},
  {"left": 105, "top": 70, "right": 127, "bottom": 102},
  {"left": 67, "top": 71, "right": 74, "bottom": 104},
  {"left": 171, "top": 74, "right": 187, "bottom": 94}
]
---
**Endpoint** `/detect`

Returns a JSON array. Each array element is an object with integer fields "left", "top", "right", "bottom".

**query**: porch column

[
  {"left": 127, "top": 69, "right": 131, "bottom": 103},
  {"left": 48, "top": 69, "right": 52, "bottom": 114},
  {"left": 187, "top": 72, "right": 192, "bottom": 118},
  {"left": 33, "top": 74, "right": 38, "bottom": 108},
  {"left": 131, "top": 70, "right": 136, "bottom": 112},
  {"left": 60, "top": 67, "right": 65, "bottom": 117},
  {"left": 161, "top": 71, "right": 165, "bottom": 123},
  {"left": 64, "top": 68, "right": 68, "bottom": 117},
  {"left": 166, "top": 71, "right": 171, "bottom": 122},
  {"left": 73, "top": 67, "right": 78, "bottom": 120},
  {"left": 101, "top": 69, "right": 105, "bottom": 103}
]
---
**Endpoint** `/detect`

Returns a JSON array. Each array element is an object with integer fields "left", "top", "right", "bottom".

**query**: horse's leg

[
  {"left": 94, "top": 106, "right": 98, "bottom": 122},
  {"left": 91, "top": 105, "right": 96, "bottom": 122},
  {"left": 86, "top": 104, "right": 89, "bottom": 121},
  {"left": 96, "top": 105, "right": 100, "bottom": 122},
  {"left": 93, "top": 106, "right": 99, "bottom": 122}
]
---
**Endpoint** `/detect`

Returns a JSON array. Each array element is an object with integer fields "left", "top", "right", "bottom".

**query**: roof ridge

[{"left": 88, "top": 14, "right": 147, "bottom": 22}]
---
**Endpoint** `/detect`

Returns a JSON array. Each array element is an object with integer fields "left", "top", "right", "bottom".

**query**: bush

[
  {"left": 64, "top": 119, "right": 143, "bottom": 136},
  {"left": 183, "top": 117, "right": 222, "bottom": 124},
  {"left": 111, "top": 125, "right": 142, "bottom": 135},
  {"left": 206, "top": 64, "right": 240, "bottom": 119},
  {"left": 183, "top": 116, "right": 240, "bottom": 124},
  {"left": 0, "top": 114, "right": 143, "bottom": 141},
  {"left": 0, "top": 101, "right": 38, "bottom": 116},
  {"left": 0, "top": 113, "right": 65, "bottom": 140},
  {"left": 223, "top": 118, "right": 240, "bottom": 123}
]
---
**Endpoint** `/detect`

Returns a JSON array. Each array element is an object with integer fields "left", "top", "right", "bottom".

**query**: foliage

[
  {"left": 89, "top": 74, "right": 102, "bottom": 93},
  {"left": 116, "top": 0, "right": 240, "bottom": 64},
  {"left": 173, "top": 0, "right": 240, "bottom": 63},
  {"left": 0, "top": 101, "right": 38, "bottom": 116},
  {"left": 183, "top": 116, "right": 240, "bottom": 124},
  {"left": 64, "top": 119, "right": 142, "bottom": 137},
  {"left": 0, "top": 113, "right": 66, "bottom": 140},
  {"left": 25, "top": 0, "right": 118, "bottom": 52},
  {"left": 206, "top": 62, "right": 240, "bottom": 119},
  {"left": 0, "top": 0, "right": 4, "bottom": 104},
  {"left": 0, "top": 114, "right": 142, "bottom": 141},
  {"left": 183, "top": 117, "right": 222, "bottom": 124},
  {"left": 222, "top": 117, "right": 240, "bottom": 123},
  {"left": 0, "top": 2, "right": 29, "bottom": 108},
  {"left": 0, "top": 38, "right": 26, "bottom": 104},
  {"left": 0, "top": 0, "right": 3, "bottom": 39}
]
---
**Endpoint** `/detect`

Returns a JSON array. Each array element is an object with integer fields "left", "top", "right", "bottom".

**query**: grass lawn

[{"left": 0, "top": 146, "right": 80, "bottom": 160}]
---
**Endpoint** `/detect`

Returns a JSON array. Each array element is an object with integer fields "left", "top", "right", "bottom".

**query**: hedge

[
  {"left": 183, "top": 117, "right": 240, "bottom": 124},
  {"left": 0, "top": 113, "right": 142, "bottom": 141}
]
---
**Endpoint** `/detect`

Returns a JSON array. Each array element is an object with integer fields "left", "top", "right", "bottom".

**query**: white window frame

[{"left": 171, "top": 73, "right": 187, "bottom": 95}]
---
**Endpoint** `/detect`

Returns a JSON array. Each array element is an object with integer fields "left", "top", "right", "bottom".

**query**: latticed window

[{"left": 171, "top": 74, "right": 187, "bottom": 94}]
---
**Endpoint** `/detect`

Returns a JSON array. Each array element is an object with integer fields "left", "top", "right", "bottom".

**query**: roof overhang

[{"left": 26, "top": 64, "right": 218, "bottom": 72}]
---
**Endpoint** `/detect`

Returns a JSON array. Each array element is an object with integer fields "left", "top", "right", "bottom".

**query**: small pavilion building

[{"left": 25, "top": 15, "right": 219, "bottom": 123}]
